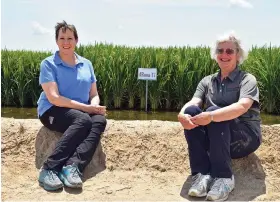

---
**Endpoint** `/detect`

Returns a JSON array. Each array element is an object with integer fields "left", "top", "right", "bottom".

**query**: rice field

[{"left": 1, "top": 44, "right": 280, "bottom": 114}]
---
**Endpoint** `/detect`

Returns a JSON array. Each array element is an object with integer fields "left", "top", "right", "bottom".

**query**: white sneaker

[
  {"left": 188, "top": 173, "right": 212, "bottom": 197},
  {"left": 206, "top": 175, "right": 235, "bottom": 201}
]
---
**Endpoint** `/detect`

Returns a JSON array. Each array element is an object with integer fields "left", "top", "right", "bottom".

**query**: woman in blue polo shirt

[{"left": 37, "top": 21, "right": 107, "bottom": 191}]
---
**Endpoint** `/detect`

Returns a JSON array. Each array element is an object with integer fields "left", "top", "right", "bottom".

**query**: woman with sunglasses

[
  {"left": 178, "top": 32, "right": 261, "bottom": 201},
  {"left": 37, "top": 21, "right": 107, "bottom": 191}
]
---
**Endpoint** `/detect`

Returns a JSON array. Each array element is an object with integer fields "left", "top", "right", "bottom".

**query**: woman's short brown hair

[{"left": 55, "top": 20, "right": 78, "bottom": 41}]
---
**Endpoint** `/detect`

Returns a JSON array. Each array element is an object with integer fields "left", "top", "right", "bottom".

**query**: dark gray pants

[
  {"left": 184, "top": 105, "right": 261, "bottom": 178},
  {"left": 39, "top": 106, "right": 107, "bottom": 173}
]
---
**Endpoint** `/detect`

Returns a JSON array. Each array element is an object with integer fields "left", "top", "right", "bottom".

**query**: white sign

[{"left": 138, "top": 68, "right": 157, "bottom": 80}]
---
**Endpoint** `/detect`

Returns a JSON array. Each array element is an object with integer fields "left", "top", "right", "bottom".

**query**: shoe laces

[
  {"left": 69, "top": 166, "right": 82, "bottom": 179},
  {"left": 192, "top": 174, "right": 205, "bottom": 188},
  {"left": 211, "top": 178, "right": 224, "bottom": 192},
  {"left": 47, "top": 170, "right": 60, "bottom": 182}
]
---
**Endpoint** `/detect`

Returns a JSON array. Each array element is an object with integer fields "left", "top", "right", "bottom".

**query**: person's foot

[
  {"left": 188, "top": 173, "right": 212, "bottom": 197},
  {"left": 58, "top": 164, "right": 83, "bottom": 188},
  {"left": 206, "top": 175, "right": 235, "bottom": 201},
  {"left": 38, "top": 168, "right": 63, "bottom": 191}
]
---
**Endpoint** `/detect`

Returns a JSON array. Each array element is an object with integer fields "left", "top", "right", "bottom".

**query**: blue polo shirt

[{"left": 37, "top": 51, "right": 97, "bottom": 117}]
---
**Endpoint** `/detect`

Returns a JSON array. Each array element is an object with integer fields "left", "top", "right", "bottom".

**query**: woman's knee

[
  {"left": 184, "top": 105, "right": 202, "bottom": 116},
  {"left": 75, "top": 114, "right": 92, "bottom": 129},
  {"left": 91, "top": 115, "right": 107, "bottom": 130},
  {"left": 98, "top": 115, "right": 107, "bottom": 128}
]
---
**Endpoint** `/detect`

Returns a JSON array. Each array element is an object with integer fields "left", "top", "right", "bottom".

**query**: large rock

[{"left": 35, "top": 126, "right": 106, "bottom": 180}]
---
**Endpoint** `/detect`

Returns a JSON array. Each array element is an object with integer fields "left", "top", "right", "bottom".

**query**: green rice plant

[
  {"left": 109, "top": 45, "right": 127, "bottom": 108},
  {"left": 13, "top": 54, "right": 32, "bottom": 107},
  {"left": 124, "top": 48, "right": 140, "bottom": 109},
  {"left": 161, "top": 47, "right": 177, "bottom": 110},
  {"left": 172, "top": 46, "right": 193, "bottom": 110},
  {"left": 148, "top": 47, "right": 173, "bottom": 110},
  {"left": 1, "top": 49, "right": 16, "bottom": 106},
  {"left": 243, "top": 45, "right": 280, "bottom": 114},
  {"left": 92, "top": 43, "right": 114, "bottom": 107}
]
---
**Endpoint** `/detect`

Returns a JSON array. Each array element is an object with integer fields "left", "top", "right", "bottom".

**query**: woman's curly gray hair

[{"left": 210, "top": 31, "right": 248, "bottom": 65}]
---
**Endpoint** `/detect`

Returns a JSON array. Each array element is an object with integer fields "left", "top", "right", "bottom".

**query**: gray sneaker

[
  {"left": 188, "top": 173, "right": 212, "bottom": 197},
  {"left": 58, "top": 164, "right": 83, "bottom": 188},
  {"left": 206, "top": 175, "right": 235, "bottom": 201},
  {"left": 38, "top": 168, "right": 63, "bottom": 191}
]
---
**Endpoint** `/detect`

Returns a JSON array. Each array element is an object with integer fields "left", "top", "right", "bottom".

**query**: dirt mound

[{"left": 1, "top": 117, "right": 280, "bottom": 201}]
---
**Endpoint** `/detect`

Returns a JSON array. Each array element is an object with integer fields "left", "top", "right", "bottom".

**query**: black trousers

[
  {"left": 184, "top": 105, "right": 261, "bottom": 178},
  {"left": 39, "top": 106, "right": 107, "bottom": 173}
]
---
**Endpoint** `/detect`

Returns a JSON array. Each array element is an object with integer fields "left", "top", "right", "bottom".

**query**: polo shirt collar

[
  {"left": 54, "top": 51, "right": 83, "bottom": 66},
  {"left": 214, "top": 66, "right": 240, "bottom": 82}
]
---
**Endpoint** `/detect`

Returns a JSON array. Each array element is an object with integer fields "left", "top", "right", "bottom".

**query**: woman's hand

[
  {"left": 190, "top": 112, "right": 211, "bottom": 126},
  {"left": 84, "top": 105, "right": 107, "bottom": 115},
  {"left": 178, "top": 113, "right": 198, "bottom": 130},
  {"left": 94, "top": 105, "right": 107, "bottom": 115}
]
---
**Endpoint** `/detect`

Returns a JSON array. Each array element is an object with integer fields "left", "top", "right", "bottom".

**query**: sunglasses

[{"left": 216, "top": 48, "right": 238, "bottom": 55}]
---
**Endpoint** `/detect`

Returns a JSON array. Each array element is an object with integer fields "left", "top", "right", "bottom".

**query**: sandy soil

[{"left": 1, "top": 117, "right": 280, "bottom": 201}]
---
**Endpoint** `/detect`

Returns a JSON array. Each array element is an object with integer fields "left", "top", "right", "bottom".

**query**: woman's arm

[
  {"left": 210, "top": 98, "right": 253, "bottom": 122},
  {"left": 42, "top": 81, "right": 90, "bottom": 112},
  {"left": 89, "top": 82, "right": 100, "bottom": 106},
  {"left": 89, "top": 82, "right": 106, "bottom": 115},
  {"left": 190, "top": 98, "right": 254, "bottom": 125},
  {"left": 179, "top": 97, "right": 203, "bottom": 114}
]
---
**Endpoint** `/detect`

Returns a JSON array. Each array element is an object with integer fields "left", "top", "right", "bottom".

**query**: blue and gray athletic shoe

[
  {"left": 58, "top": 164, "right": 83, "bottom": 188},
  {"left": 38, "top": 168, "right": 63, "bottom": 191}
]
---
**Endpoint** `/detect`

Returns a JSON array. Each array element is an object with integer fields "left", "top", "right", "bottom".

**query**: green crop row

[{"left": 1, "top": 43, "right": 280, "bottom": 114}]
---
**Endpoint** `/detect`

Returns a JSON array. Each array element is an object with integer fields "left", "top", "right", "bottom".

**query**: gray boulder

[{"left": 35, "top": 126, "right": 106, "bottom": 180}]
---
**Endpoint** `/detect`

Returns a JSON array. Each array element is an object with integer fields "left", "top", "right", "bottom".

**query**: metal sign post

[
  {"left": 145, "top": 80, "right": 148, "bottom": 112},
  {"left": 138, "top": 68, "right": 157, "bottom": 112}
]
